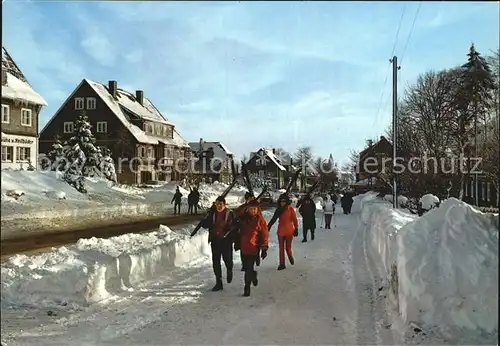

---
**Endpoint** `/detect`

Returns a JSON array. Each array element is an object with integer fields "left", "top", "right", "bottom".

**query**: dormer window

[{"left": 144, "top": 122, "right": 153, "bottom": 133}]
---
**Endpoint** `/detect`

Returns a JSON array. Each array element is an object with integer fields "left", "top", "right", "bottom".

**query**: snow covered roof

[
  {"left": 250, "top": 148, "right": 287, "bottom": 171},
  {"left": 1, "top": 47, "right": 47, "bottom": 106},
  {"left": 85, "top": 79, "right": 188, "bottom": 148},
  {"left": 188, "top": 141, "right": 233, "bottom": 155},
  {"left": 115, "top": 88, "right": 173, "bottom": 125}
]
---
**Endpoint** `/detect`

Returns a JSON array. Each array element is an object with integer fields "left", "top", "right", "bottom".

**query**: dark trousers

[
  {"left": 241, "top": 254, "right": 258, "bottom": 287},
  {"left": 324, "top": 214, "right": 332, "bottom": 228},
  {"left": 193, "top": 203, "right": 198, "bottom": 215},
  {"left": 187, "top": 203, "right": 193, "bottom": 215},
  {"left": 303, "top": 227, "right": 315, "bottom": 239},
  {"left": 174, "top": 202, "right": 181, "bottom": 215},
  {"left": 211, "top": 238, "right": 233, "bottom": 281}
]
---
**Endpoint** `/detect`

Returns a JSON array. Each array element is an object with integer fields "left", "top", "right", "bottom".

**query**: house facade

[
  {"left": 39, "top": 79, "right": 190, "bottom": 184},
  {"left": 1, "top": 47, "right": 47, "bottom": 170},
  {"left": 354, "top": 136, "right": 393, "bottom": 193},
  {"left": 188, "top": 139, "right": 234, "bottom": 184},
  {"left": 246, "top": 148, "right": 298, "bottom": 189}
]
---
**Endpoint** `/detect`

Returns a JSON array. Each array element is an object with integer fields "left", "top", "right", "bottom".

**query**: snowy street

[{"left": 1, "top": 212, "right": 396, "bottom": 345}]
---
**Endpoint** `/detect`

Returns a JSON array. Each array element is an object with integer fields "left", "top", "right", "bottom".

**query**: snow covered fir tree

[{"left": 45, "top": 112, "right": 118, "bottom": 192}]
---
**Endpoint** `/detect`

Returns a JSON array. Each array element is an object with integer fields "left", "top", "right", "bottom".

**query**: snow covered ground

[
  {"left": 1, "top": 209, "right": 397, "bottom": 345},
  {"left": 1, "top": 170, "right": 252, "bottom": 238},
  {"left": 358, "top": 192, "right": 499, "bottom": 344}
]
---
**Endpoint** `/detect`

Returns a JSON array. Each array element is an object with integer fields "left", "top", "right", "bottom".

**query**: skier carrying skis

[
  {"left": 187, "top": 189, "right": 195, "bottom": 215},
  {"left": 201, "top": 196, "right": 235, "bottom": 291},
  {"left": 234, "top": 192, "right": 254, "bottom": 271},
  {"left": 322, "top": 195, "right": 335, "bottom": 229},
  {"left": 268, "top": 193, "right": 299, "bottom": 270},
  {"left": 171, "top": 186, "right": 183, "bottom": 215},
  {"left": 299, "top": 194, "right": 316, "bottom": 242},
  {"left": 238, "top": 199, "right": 269, "bottom": 296},
  {"left": 192, "top": 187, "right": 200, "bottom": 215}
]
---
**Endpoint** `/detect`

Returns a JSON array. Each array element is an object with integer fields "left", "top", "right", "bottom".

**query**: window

[
  {"left": 147, "top": 147, "right": 153, "bottom": 158},
  {"left": 155, "top": 124, "right": 162, "bottom": 136},
  {"left": 162, "top": 125, "right": 167, "bottom": 137},
  {"left": 487, "top": 183, "right": 491, "bottom": 202},
  {"left": 146, "top": 123, "right": 153, "bottom": 133},
  {"left": 96, "top": 121, "right": 107, "bottom": 133},
  {"left": 167, "top": 125, "right": 173, "bottom": 139},
  {"left": 1, "top": 146, "right": 13, "bottom": 162},
  {"left": 75, "top": 97, "right": 84, "bottom": 110},
  {"left": 140, "top": 147, "right": 146, "bottom": 157},
  {"left": 64, "top": 122, "right": 74, "bottom": 133},
  {"left": 87, "top": 97, "right": 97, "bottom": 110},
  {"left": 482, "top": 182, "right": 486, "bottom": 201},
  {"left": 20, "top": 108, "right": 32, "bottom": 126},
  {"left": 16, "top": 147, "right": 31, "bottom": 162},
  {"left": 1, "top": 104, "right": 10, "bottom": 123}
]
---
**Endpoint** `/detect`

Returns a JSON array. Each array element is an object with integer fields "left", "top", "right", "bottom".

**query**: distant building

[
  {"left": 39, "top": 79, "right": 190, "bottom": 184},
  {"left": 188, "top": 139, "right": 234, "bottom": 184},
  {"left": 353, "top": 136, "right": 393, "bottom": 193},
  {"left": 1, "top": 47, "right": 48, "bottom": 170},
  {"left": 246, "top": 147, "right": 299, "bottom": 190}
]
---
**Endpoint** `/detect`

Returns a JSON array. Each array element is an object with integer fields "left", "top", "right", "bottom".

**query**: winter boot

[
  {"left": 302, "top": 238, "right": 307, "bottom": 243},
  {"left": 211, "top": 279, "right": 223, "bottom": 291},
  {"left": 252, "top": 271, "right": 258, "bottom": 286},
  {"left": 243, "top": 285, "right": 251, "bottom": 297},
  {"left": 288, "top": 255, "right": 295, "bottom": 265},
  {"left": 277, "top": 264, "right": 286, "bottom": 270},
  {"left": 311, "top": 231, "right": 315, "bottom": 240},
  {"left": 227, "top": 269, "right": 233, "bottom": 284}
]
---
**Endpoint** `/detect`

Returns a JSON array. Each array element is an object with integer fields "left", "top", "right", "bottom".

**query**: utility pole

[
  {"left": 474, "top": 107, "right": 479, "bottom": 205},
  {"left": 390, "top": 56, "right": 401, "bottom": 209}
]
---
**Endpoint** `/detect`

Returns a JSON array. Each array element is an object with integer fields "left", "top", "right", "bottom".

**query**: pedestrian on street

[
  {"left": 268, "top": 193, "right": 299, "bottom": 270},
  {"left": 238, "top": 199, "right": 269, "bottom": 296},
  {"left": 171, "top": 186, "right": 183, "bottom": 215},
  {"left": 322, "top": 195, "right": 335, "bottom": 229},
  {"left": 298, "top": 194, "right": 316, "bottom": 242},
  {"left": 201, "top": 196, "right": 235, "bottom": 291}
]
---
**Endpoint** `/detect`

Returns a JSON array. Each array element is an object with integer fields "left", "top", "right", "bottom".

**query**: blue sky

[{"left": 2, "top": 1, "right": 499, "bottom": 165}]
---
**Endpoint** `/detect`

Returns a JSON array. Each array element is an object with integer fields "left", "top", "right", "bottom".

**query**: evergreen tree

[
  {"left": 63, "top": 142, "right": 87, "bottom": 193},
  {"left": 47, "top": 135, "right": 67, "bottom": 171},
  {"left": 66, "top": 111, "right": 99, "bottom": 177},
  {"left": 99, "top": 147, "right": 118, "bottom": 183}
]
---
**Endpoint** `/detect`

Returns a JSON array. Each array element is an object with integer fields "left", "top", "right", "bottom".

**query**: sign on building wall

[{"left": 1, "top": 133, "right": 38, "bottom": 170}]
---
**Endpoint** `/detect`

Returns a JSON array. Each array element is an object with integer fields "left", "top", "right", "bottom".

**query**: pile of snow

[
  {"left": 1, "top": 170, "right": 249, "bottom": 237},
  {"left": 361, "top": 194, "right": 499, "bottom": 340},
  {"left": 1, "top": 225, "right": 210, "bottom": 307},
  {"left": 420, "top": 193, "right": 440, "bottom": 210}
]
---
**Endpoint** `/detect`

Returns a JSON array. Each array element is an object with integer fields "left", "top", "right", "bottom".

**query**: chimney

[
  {"left": 108, "top": 80, "right": 117, "bottom": 98},
  {"left": 136, "top": 90, "right": 144, "bottom": 105},
  {"left": 272, "top": 148, "right": 276, "bottom": 154},
  {"left": 380, "top": 136, "right": 385, "bottom": 141},
  {"left": 367, "top": 139, "right": 373, "bottom": 147}
]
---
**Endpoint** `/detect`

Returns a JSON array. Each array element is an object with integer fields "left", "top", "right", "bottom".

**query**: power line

[
  {"left": 372, "top": 4, "right": 407, "bottom": 132},
  {"left": 400, "top": 1, "right": 422, "bottom": 66}
]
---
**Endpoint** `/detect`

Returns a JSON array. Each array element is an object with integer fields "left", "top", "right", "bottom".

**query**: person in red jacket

[
  {"left": 234, "top": 192, "right": 254, "bottom": 271},
  {"left": 239, "top": 199, "right": 269, "bottom": 296},
  {"left": 268, "top": 193, "right": 299, "bottom": 270}
]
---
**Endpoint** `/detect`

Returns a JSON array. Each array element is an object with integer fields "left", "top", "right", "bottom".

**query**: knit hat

[{"left": 215, "top": 196, "right": 226, "bottom": 204}]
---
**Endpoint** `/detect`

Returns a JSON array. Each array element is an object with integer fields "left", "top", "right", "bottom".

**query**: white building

[{"left": 1, "top": 47, "right": 47, "bottom": 170}]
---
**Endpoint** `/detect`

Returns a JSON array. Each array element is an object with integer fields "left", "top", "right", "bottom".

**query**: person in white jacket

[{"left": 321, "top": 195, "right": 335, "bottom": 229}]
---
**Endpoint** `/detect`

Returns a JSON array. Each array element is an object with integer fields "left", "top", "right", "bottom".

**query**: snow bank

[
  {"left": 1, "top": 225, "right": 210, "bottom": 307},
  {"left": 420, "top": 193, "right": 439, "bottom": 210},
  {"left": 397, "top": 198, "right": 498, "bottom": 334},
  {"left": 361, "top": 194, "right": 499, "bottom": 339},
  {"left": 1, "top": 170, "right": 247, "bottom": 237}
]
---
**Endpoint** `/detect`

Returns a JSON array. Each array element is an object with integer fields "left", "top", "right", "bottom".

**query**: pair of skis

[
  {"left": 190, "top": 160, "right": 242, "bottom": 237},
  {"left": 266, "top": 169, "right": 303, "bottom": 229},
  {"left": 267, "top": 171, "right": 322, "bottom": 229}
]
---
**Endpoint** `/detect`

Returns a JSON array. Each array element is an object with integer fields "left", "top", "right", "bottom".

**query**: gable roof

[
  {"left": 188, "top": 141, "right": 233, "bottom": 156},
  {"left": 41, "top": 79, "right": 189, "bottom": 148},
  {"left": 359, "top": 136, "right": 392, "bottom": 158},
  {"left": 2, "top": 47, "right": 47, "bottom": 106},
  {"left": 250, "top": 148, "right": 287, "bottom": 171}
]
